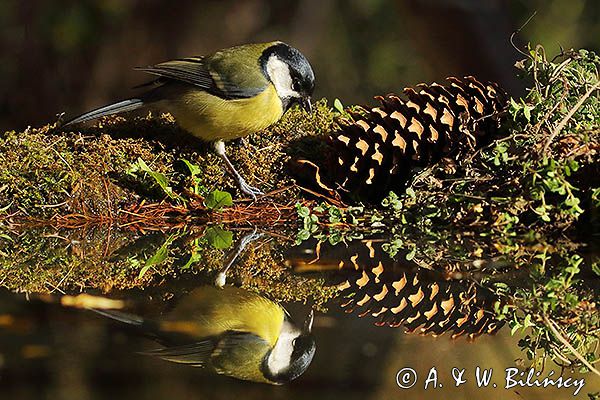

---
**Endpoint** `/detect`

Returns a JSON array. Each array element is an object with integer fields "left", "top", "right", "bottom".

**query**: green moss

[
  {"left": 224, "top": 241, "right": 338, "bottom": 309},
  {"left": 0, "top": 227, "right": 337, "bottom": 309},
  {"left": 0, "top": 126, "right": 171, "bottom": 219},
  {"left": 0, "top": 99, "right": 338, "bottom": 220},
  {"left": 0, "top": 227, "right": 165, "bottom": 293}
]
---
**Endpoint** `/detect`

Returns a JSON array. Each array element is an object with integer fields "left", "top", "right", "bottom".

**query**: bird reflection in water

[{"left": 94, "top": 285, "right": 315, "bottom": 384}]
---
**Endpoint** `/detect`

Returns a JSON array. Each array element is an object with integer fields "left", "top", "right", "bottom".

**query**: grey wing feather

[
  {"left": 135, "top": 58, "right": 211, "bottom": 84},
  {"left": 140, "top": 331, "right": 268, "bottom": 367},
  {"left": 141, "top": 340, "right": 217, "bottom": 367},
  {"left": 135, "top": 57, "right": 264, "bottom": 99},
  {"left": 135, "top": 57, "right": 226, "bottom": 97}
]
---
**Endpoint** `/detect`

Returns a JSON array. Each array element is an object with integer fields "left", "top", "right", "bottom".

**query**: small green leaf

[
  {"left": 205, "top": 226, "right": 233, "bottom": 249},
  {"left": 333, "top": 98, "right": 344, "bottom": 114},
  {"left": 405, "top": 246, "right": 417, "bottom": 261},
  {"left": 523, "top": 314, "right": 533, "bottom": 329},
  {"left": 182, "top": 252, "right": 202, "bottom": 270},
  {"left": 510, "top": 322, "right": 521, "bottom": 335},
  {"left": 205, "top": 190, "right": 233, "bottom": 210},
  {"left": 0, "top": 202, "right": 12, "bottom": 213},
  {"left": 138, "top": 265, "right": 152, "bottom": 279},
  {"left": 181, "top": 159, "right": 202, "bottom": 177},
  {"left": 328, "top": 206, "right": 343, "bottom": 223},
  {"left": 131, "top": 158, "right": 180, "bottom": 200},
  {"left": 328, "top": 231, "right": 343, "bottom": 245},
  {"left": 138, "top": 236, "right": 172, "bottom": 279},
  {"left": 521, "top": 100, "right": 533, "bottom": 122},
  {"left": 297, "top": 205, "right": 311, "bottom": 218},
  {"left": 591, "top": 262, "right": 600, "bottom": 277},
  {"left": 510, "top": 97, "right": 519, "bottom": 109},
  {"left": 296, "top": 229, "right": 311, "bottom": 243}
]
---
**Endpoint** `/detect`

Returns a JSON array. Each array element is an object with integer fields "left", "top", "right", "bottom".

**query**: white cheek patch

[
  {"left": 266, "top": 55, "right": 300, "bottom": 99},
  {"left": 266, "top": 321, "right": 301, "bottom": 375}
]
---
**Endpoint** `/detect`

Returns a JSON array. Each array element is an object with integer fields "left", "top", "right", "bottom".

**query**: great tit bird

[
  {"left": 64, "top": 42, "right": 315, "bottom": 199},
  {"left": 92, "top": 285, "right": 316, "bottom": 384}
]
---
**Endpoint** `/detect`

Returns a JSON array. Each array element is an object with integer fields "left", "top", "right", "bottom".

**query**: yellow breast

[{"left": 167, "top": 84, "right": 284, "bottom": 142}]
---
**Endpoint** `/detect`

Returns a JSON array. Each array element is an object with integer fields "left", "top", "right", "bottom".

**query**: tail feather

[
  {"left": 90, "top": 308, "right": 144, "bottom": 326},
  {"left": 63, "top": 98, "right": 145, "bottom": 126}
]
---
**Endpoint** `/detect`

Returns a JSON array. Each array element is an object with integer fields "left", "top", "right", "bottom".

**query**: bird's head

[
  {"left": 261, "top": 309, "right": 316, "bottom": 384},
  {"left": 261, "top": 42, "right": 315, "bottom": 114}
]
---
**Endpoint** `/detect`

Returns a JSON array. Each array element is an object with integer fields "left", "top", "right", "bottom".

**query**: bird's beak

[
  {"left": 301, "top": 97, "right": 312, "bottom": 114},
  {"left": 303, "top": 309, "right": 314, "bottom": 333}
]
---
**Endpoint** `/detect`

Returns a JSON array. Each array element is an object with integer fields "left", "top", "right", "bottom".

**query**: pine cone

[
  {"left": 333, "top": 240, "right": 504, "bottom": 339},
  {"left": 293, "top": 76, "right": 508, "bottom": 202},
  {"left": 286, "top": 239, "right": 505, "bottom": 339}
]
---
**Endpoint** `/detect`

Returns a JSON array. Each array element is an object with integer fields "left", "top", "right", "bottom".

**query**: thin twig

[
  {"left": 543, "top": 314, "right": 600, "bottom": 378},
  {"left": 533, "top": 76, "right": 569, "bottom": 138},
  {"left": 510, "top": 11, "right": 538, "bottom": 58},
  {"left": 543, "top": 80, "right": 600, "bottom": 154},
  {"left": 297, "top": 185, "right": 346, "bottom": 207}
]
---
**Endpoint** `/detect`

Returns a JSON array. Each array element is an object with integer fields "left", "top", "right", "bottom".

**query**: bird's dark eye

[{"left": 292, "top": 79, "right": 301, "bottom": 92}]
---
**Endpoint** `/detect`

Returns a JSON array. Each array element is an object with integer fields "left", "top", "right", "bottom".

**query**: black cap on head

[{"left": 260, "top": 42, "right": 315, "bottom": 112}]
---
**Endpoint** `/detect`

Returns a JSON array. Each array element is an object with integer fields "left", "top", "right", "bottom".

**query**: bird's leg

[
  {"left": 213, "top": 140, "right": 263, "bottom": 200},
  {"left": 215, "top": 228, "right": 263, "bottom": 288}
]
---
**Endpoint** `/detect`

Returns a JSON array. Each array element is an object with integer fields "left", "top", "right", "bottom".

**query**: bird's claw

[
  {"left": 238, "top": 178, "right": 264, "bottom": 200},
  {"left": 239, "top": 228, "right": 263, "bottom": 247}
]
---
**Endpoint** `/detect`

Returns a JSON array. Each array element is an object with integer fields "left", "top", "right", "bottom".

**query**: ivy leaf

[
  {"left": 205, "top": 190, "right": 233, "bottom": 210},
  {"left": 205, "top": 226, "right": 233, "bottom": 249}
]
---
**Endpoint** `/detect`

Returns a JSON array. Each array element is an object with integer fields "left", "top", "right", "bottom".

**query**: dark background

[{"left": 1, "top": 0, "right": 599, "bottom": 131}]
